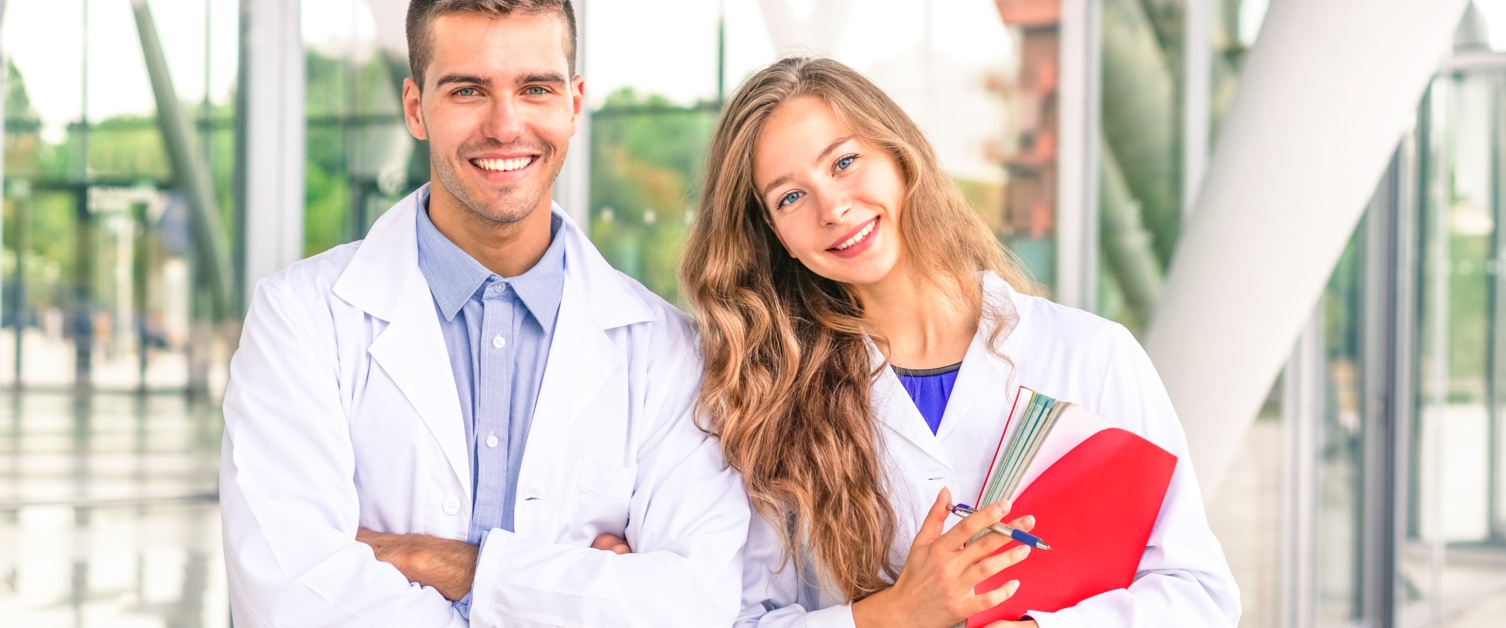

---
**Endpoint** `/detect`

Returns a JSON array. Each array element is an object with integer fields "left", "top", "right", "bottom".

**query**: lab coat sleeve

[
  {"left": 466, "top": 319, "right": 750, "bottom": 627},
  {"left": 1025, "top": 324, "right": 1241, "bottom": 628},
  {"left": 220, "top": 279, "right": 466, "bottom": 628},
  {"left": 737, "top": 510, "right": 857, "bottom": 628}
]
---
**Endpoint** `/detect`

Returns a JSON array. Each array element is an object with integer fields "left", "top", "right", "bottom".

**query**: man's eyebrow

[
  {"left": 519, "top": 72, "right": 569, "bottom": 86},
  {"left": 759, "top": 137, "right": 853, "bottom": 200},
  {"left": 434, "top": 74, "right": 492, "bottom": 89}
]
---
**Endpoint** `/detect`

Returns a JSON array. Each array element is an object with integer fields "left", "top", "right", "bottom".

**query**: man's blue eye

[
  {"left": 779, "top": 191, "right": 802, "bottom": 207},
  {"left": 836, "top": 154, "right": 857, "bottom": 170}
]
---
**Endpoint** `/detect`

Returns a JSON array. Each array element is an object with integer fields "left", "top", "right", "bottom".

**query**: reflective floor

[{"left": 0, "top": 392, "right": 224, "bottom": 628}]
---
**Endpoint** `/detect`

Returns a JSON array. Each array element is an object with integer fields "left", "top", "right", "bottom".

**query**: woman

[{"left": 681, "top": 57, "right": 1240, "bottom": 628}]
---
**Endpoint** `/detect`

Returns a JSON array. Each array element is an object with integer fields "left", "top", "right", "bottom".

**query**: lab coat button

[
  {"left": 492, "top": 335, "right": 506, "bottom": 349},
  {"left": 442, "top": 497, "right": 461, "bottom": 515},
  {"left": 485, "top": 434, "right": 499, "bottom": 448}
]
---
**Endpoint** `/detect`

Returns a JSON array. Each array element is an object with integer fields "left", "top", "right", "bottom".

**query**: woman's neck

[{"left": 853, "top": 267, "right": 979, "bottom": 370}]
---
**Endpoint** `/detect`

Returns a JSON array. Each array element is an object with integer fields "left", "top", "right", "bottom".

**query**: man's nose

[{"left": 483, "top": 98, "right": 525, "bottom": 141}]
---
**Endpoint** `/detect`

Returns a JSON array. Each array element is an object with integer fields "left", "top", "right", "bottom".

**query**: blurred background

[{"left": 0, "top": 0, "right": 1503, "bottom": 626}]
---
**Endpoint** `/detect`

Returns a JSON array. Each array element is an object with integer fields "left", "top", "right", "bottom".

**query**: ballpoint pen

[{"left": 950, "top": 503, "right": 1052, "bottom": 550}]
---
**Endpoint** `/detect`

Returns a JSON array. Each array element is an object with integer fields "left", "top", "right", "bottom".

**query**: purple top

[{"left": 894, "top": 362, "right": 962, "bottom": 435}]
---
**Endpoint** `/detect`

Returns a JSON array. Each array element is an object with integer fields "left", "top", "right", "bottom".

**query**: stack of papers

[{"left": 978, "top": 388, "right": 1072, "bottom": 508}]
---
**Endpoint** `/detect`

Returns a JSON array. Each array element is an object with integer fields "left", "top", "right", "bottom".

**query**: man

[{"left": 219, "top": 1, "right": 748, "bottom": 625}]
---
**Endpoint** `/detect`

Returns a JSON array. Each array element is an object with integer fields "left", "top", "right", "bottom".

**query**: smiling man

[{"left": 218, "top": 1, "right": 748, "bottom": 626}]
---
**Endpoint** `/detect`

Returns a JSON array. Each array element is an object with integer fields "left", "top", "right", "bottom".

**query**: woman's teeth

[
  {"left": 474, "top": 157, "right": 534, "bottom": 172},
  {"left": 835, "top": 220, "right": 877, "bottom": 251}
]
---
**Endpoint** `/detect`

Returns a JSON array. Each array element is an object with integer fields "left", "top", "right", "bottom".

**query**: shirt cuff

[
  {"left": 452, "top": 531, "right": 494, "bottom": 620},
  {"left": 1024, "top": 607, "right": 1085, "bottom": 628},
  {"left": 805, "top": 603, "right": 857, "bottom": 628}
]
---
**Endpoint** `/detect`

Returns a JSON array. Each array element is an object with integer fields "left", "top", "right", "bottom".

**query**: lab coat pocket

[
  {"left": 573, "top": 457, "right": 636, "bottom": 541},
  {"left": 577, "top": 457, "right": 635, "bottom": 498}
]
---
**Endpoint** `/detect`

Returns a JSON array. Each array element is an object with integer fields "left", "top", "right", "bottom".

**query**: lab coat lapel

[
  {"left": 517, "top": 280, "right": 617, "bottom": 479},
  {"left": 933, "top": 327, "right": 1009, "bottom": 442},
  {"left": 935, "top": 272, "right": 1030, "bottom": 444},
  {"left": 516, "top": 212, "right": 652, "bottom": 485},
  {"left": 870, "top": 345, "right": 952, "bottom": 468},
  {"left": 334, "top": 185, "right": 471, "bottom": 496}
]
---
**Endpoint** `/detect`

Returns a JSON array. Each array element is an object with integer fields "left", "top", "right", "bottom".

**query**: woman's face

[{"left": 752, "top": 95, "right": 907, "bottom": 289}]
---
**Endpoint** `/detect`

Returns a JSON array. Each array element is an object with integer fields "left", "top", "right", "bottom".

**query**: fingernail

[
  {"left": 1006, "top": 579, "right": 1020, "bottom": 595},
  {"left": 1019, "top": 546, "right": 1032, "bottom": 558},
  {"left": 1022, "top": 515, "right": 1036, "bottom": 527}
]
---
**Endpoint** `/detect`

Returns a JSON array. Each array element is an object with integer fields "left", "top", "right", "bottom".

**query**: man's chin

[{"left": 462, "top": 195, "right": 544, "bottom": 226}]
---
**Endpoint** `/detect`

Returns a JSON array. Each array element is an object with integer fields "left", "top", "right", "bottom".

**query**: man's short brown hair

[{"left": 406, "top": 0, "right": 578, "bottom": 90}]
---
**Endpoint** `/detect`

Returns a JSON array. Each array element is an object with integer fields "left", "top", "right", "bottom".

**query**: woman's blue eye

[
  {"left": 778, "top": 191, "right": 802, "bottom": 208},
  {"left": 836, "top": 154, "right": 857, "bottom": 170}
]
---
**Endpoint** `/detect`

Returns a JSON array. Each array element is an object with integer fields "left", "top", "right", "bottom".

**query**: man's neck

[{"left": 427, "top": 188, "right": 555, "bottom": 279}]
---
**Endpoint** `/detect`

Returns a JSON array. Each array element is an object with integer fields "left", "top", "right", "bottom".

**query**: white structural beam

[
  {"left": 1144, "top": 0, "right": 1469, "bottom": 497},
  {"left": 241, "top": 0, "right": 305, "bottom": 308}
]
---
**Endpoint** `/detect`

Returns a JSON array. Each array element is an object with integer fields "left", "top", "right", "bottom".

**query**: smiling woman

[{"left": 682, "top": 56, "right": 1240, "bottom": 628}]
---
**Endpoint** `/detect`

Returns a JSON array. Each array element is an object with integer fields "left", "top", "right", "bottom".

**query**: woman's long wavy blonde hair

[{"left": 682, "top": 57, "right": 1035, "bottom": 601}]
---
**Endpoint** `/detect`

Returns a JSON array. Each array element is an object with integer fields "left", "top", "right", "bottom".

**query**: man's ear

[
  {"left": 569, "top": 75, "right": 585, "bottom": 134},
  {"left": 403, "top": 77, "right": 428, "bottom": 141}
]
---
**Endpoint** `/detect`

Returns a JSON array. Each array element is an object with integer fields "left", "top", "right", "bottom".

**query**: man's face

[{"left": 402, "top": 11, "right": 583, "bottom": 225}]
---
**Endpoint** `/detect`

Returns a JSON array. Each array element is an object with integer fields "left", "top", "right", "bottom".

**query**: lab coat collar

[
  {"left": 334, "top": 184, "right": 655, "bottom": 330},
  {"left": 867, "top": 271, "right": 1026, "bottom": 464}
]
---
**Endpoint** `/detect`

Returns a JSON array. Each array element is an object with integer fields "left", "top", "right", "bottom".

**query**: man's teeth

[
  {"left": 474, "top": 157, "right": 534, "bottom": 172},
  {"left": 835, "top": 220, "right": 877, "bottom": 250}
]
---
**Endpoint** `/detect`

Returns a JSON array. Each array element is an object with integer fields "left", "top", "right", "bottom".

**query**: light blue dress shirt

[{"left": 414, "top": 203, "right": 565, "bottom": 617}]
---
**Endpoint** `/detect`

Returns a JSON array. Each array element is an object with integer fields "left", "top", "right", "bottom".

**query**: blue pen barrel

[{"left": 1008, "top": 527, "right": 1051, "bottom": 550}]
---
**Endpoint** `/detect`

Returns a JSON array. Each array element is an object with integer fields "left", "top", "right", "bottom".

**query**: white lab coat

[
  {"left": 221, "top": 185, "right": 749, "bottom": 627},
  {"left": 738, "top": 273, "right": 1241, "bottom": 628}
]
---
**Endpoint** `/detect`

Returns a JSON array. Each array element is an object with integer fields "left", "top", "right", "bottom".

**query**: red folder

[{"left": 967, "top": 424, "right": 1177, "bottom": 625}]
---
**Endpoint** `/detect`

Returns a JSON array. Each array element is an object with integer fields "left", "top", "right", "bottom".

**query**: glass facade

[
  {"left": 2, "top": 0, "right": 241, "bottom": 394},
  {"left": 1, "top": 1, "right": 236, "bottom": 625}
]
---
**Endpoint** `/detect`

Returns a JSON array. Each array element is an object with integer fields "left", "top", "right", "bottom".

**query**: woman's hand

[{"left": 851, "top": 488, "right": 1035, "bottom": 628}]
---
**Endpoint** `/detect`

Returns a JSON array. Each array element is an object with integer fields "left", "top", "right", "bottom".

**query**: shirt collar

[
  {"left": 415, "top": 202, "right": 566, "bottom": 324},
  {"left": 507, "top": 214, "right": 566, "bottom": 328}
]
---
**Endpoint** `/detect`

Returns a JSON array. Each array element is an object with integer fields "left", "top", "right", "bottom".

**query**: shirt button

[
  {"left": 442, "top": 497, "right": 461, "bottom": 516},
  {"left": 492, "top": 334, "right": 506, "bottom": 349},
  {"left": 486, "top": 434, "right": 499, "bottom": 448}
]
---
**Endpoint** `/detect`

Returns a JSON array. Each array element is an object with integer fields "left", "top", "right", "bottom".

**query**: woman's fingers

[
  {"left": 969, "top": 544, "right": 1032, "bottom": 582},
  {"left": 937, "top": 500, "right": 1010, "bottom": 549},
  {"left": 965, "top": 578, "right": 1021, "bottom": 616},
  {"left": 1004, "top": 514, "right": 1035, "bottom": 532}
]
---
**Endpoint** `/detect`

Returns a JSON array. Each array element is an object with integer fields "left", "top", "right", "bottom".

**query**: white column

[
  {"left": 1144, "top": 0, "right": 1470, "bottom": 497},
  {"left": 555, "top": 0, "right": 589, "bottom": 226},
  {"left": 242, "top": 0, "right": 305, "bottom": 306},
  {"left": 1055, "top": 0, "right": 1101, "bottom": 311}
]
